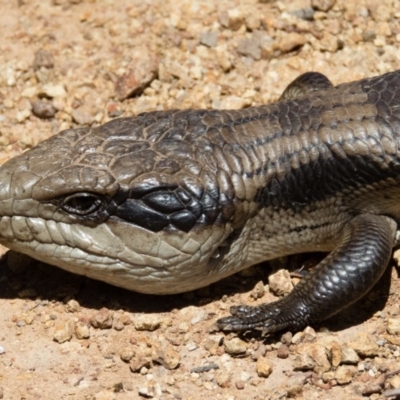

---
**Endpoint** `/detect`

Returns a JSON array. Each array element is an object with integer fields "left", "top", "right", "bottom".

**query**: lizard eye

[{"left": 61, "top": 193, "right": 103, "bottom": 216}]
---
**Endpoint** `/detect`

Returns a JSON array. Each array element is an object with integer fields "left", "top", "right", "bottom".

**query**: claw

[
  {"left": 229, "top": 304, "right": 254, "bottom": 317},
  {"left": 216, "top": 317, "right": 236, "bottom": 331},
  {"left": 216, "top": 303, "right": 283, "bottom": 333}
]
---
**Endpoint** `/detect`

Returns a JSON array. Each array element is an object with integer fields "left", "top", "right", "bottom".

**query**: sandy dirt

[{"left": 1, "top": 0, "right": 400, "bottom": 399}]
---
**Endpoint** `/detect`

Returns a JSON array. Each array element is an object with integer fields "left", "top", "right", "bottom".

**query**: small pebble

[
  {"left": 281, "top": 331, "right": 293, "bottom": 345},
  {"left": 134, "top": 314, "right": 162, "bottom": 331},
  {"left": 152, "top": 344, "right": 181, "bottom": 370},
  {"left": 199, "top": 31, "right": 218, "bottom": 47},
  {"left": 91, "top": 308, "right": 113, "bottom": 329},
  {"left": 115, "top": 57, "right": 158, "bottom": 100},
  {"left": 32, "top": 100, "right": 57, "bottom": 119},
  {"left": 250, "top": 281, "right": 265, "bottom": 300},
  {"left": 41, "top": 83, "right": 66, "bottom": 98},
  {"left": 120, "top": 347, "right": 135, "bottom": 362},
  {"left": 71, "top": 108, "right": 94, "bottom": 125},
  {"left": 33, "top": 49, "right": 55, "bottom": 70},
  {"left": 204, "top": 335, "right": 223, "bottom": 355},
  {"left": 219, "top": 9, "right": 244, "bottom": 30},
  {"left": 53, "top": 320, "right": 75, "bottom": 343},
  {"left": 387, "top": 318, "right": 400, "bottom": 335},
  {"left": 224, "top": 337, "right": 248, "bottom": 355},
  {"left": 65, "top": 299, "right": 81, "bottom": 313},
  {"left": 215, "top": 370, "right": 231, "bottom": 388},
  {"left": 278, "top": 32, "right": 307, "bottom": 53},
  {"left": 256, "top": 357, "right": 273, "bottom": 377},
  {"left": 277, "top": 344, "right": 289, "bottom": 359},
  {"left": 113, "top": 319, "right": 125, "bottom": 331},
  {"left": 348, "top": 333, "right": 380, "bottom": 357},
  {"left": 186, "top": 342, "right": 198, "bottom": 351},
  {"left": 235, "top": 380, "right": 245, "bottom": 390},
  {"left": 75, "top": 320, "right": 90, "bottom": 339},
  {"left": 334, "top": 365, "right": 357, "bottom": 385},
  {"left": 293, "top": 353, "right": 315, "bottom": 371},
  {"left": 311, "top": 0, "right": 335, "bottom": 12},
  {"left": 129, "top": 347, "right": 152, "bottom": 373},
  {"left": 341, "top": 347, "right": 360, "bottom": 364},
  {"left": 268, "top": 269, "right": 293, "bottom": 296}
]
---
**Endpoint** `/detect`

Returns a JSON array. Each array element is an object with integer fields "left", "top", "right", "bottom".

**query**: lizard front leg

[{"left": 217, "top": 214, "right": 397, "bottom": 333}]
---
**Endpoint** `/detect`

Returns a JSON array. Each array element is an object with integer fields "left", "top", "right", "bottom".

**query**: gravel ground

[{"left": 1, "top": 0, "right": 400, "bottom": 399}]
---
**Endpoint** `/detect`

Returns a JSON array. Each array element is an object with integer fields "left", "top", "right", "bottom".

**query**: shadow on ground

[
  {"left": 0, "top": 250, "right": 269, "bottom": 315},
  {"left": 0, "top": 250, "right": 396, "bottom": 338}
]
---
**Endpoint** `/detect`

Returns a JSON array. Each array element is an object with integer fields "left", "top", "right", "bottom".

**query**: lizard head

[{"left": 0, "top": 113, "right": 249, "bottom": 294}]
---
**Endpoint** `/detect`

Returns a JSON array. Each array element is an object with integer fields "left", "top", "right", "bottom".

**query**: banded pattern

[{"left": 1, "top": 70, "right": 400, "bottom": 332}]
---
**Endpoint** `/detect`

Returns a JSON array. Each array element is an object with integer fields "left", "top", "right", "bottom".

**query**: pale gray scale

[
  {"left": 0, "top": 217, "right": 15, "bottom": 240},
  {"left": 10, "top": 217, "right": 34, "bottom": 242},
  {"left": 11, "top": 199, "right": 39, "bottom": 216},
  {"left": 45, "top": 220, "right": 74, "bottom": 245}
]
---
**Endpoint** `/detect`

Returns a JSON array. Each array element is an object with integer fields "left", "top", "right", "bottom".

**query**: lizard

[{"left": 0, "top": 70, "right": 399, "bottom": 334}]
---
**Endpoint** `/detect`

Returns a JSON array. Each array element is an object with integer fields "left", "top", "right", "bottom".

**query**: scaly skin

[{"left": 1, "top": 70, "right": 400, "bottom": 333}]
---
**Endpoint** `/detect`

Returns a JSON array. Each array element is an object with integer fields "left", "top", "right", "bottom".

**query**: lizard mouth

[{"left": 0, "top": 214, "right": 231, "bottom": 294}]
